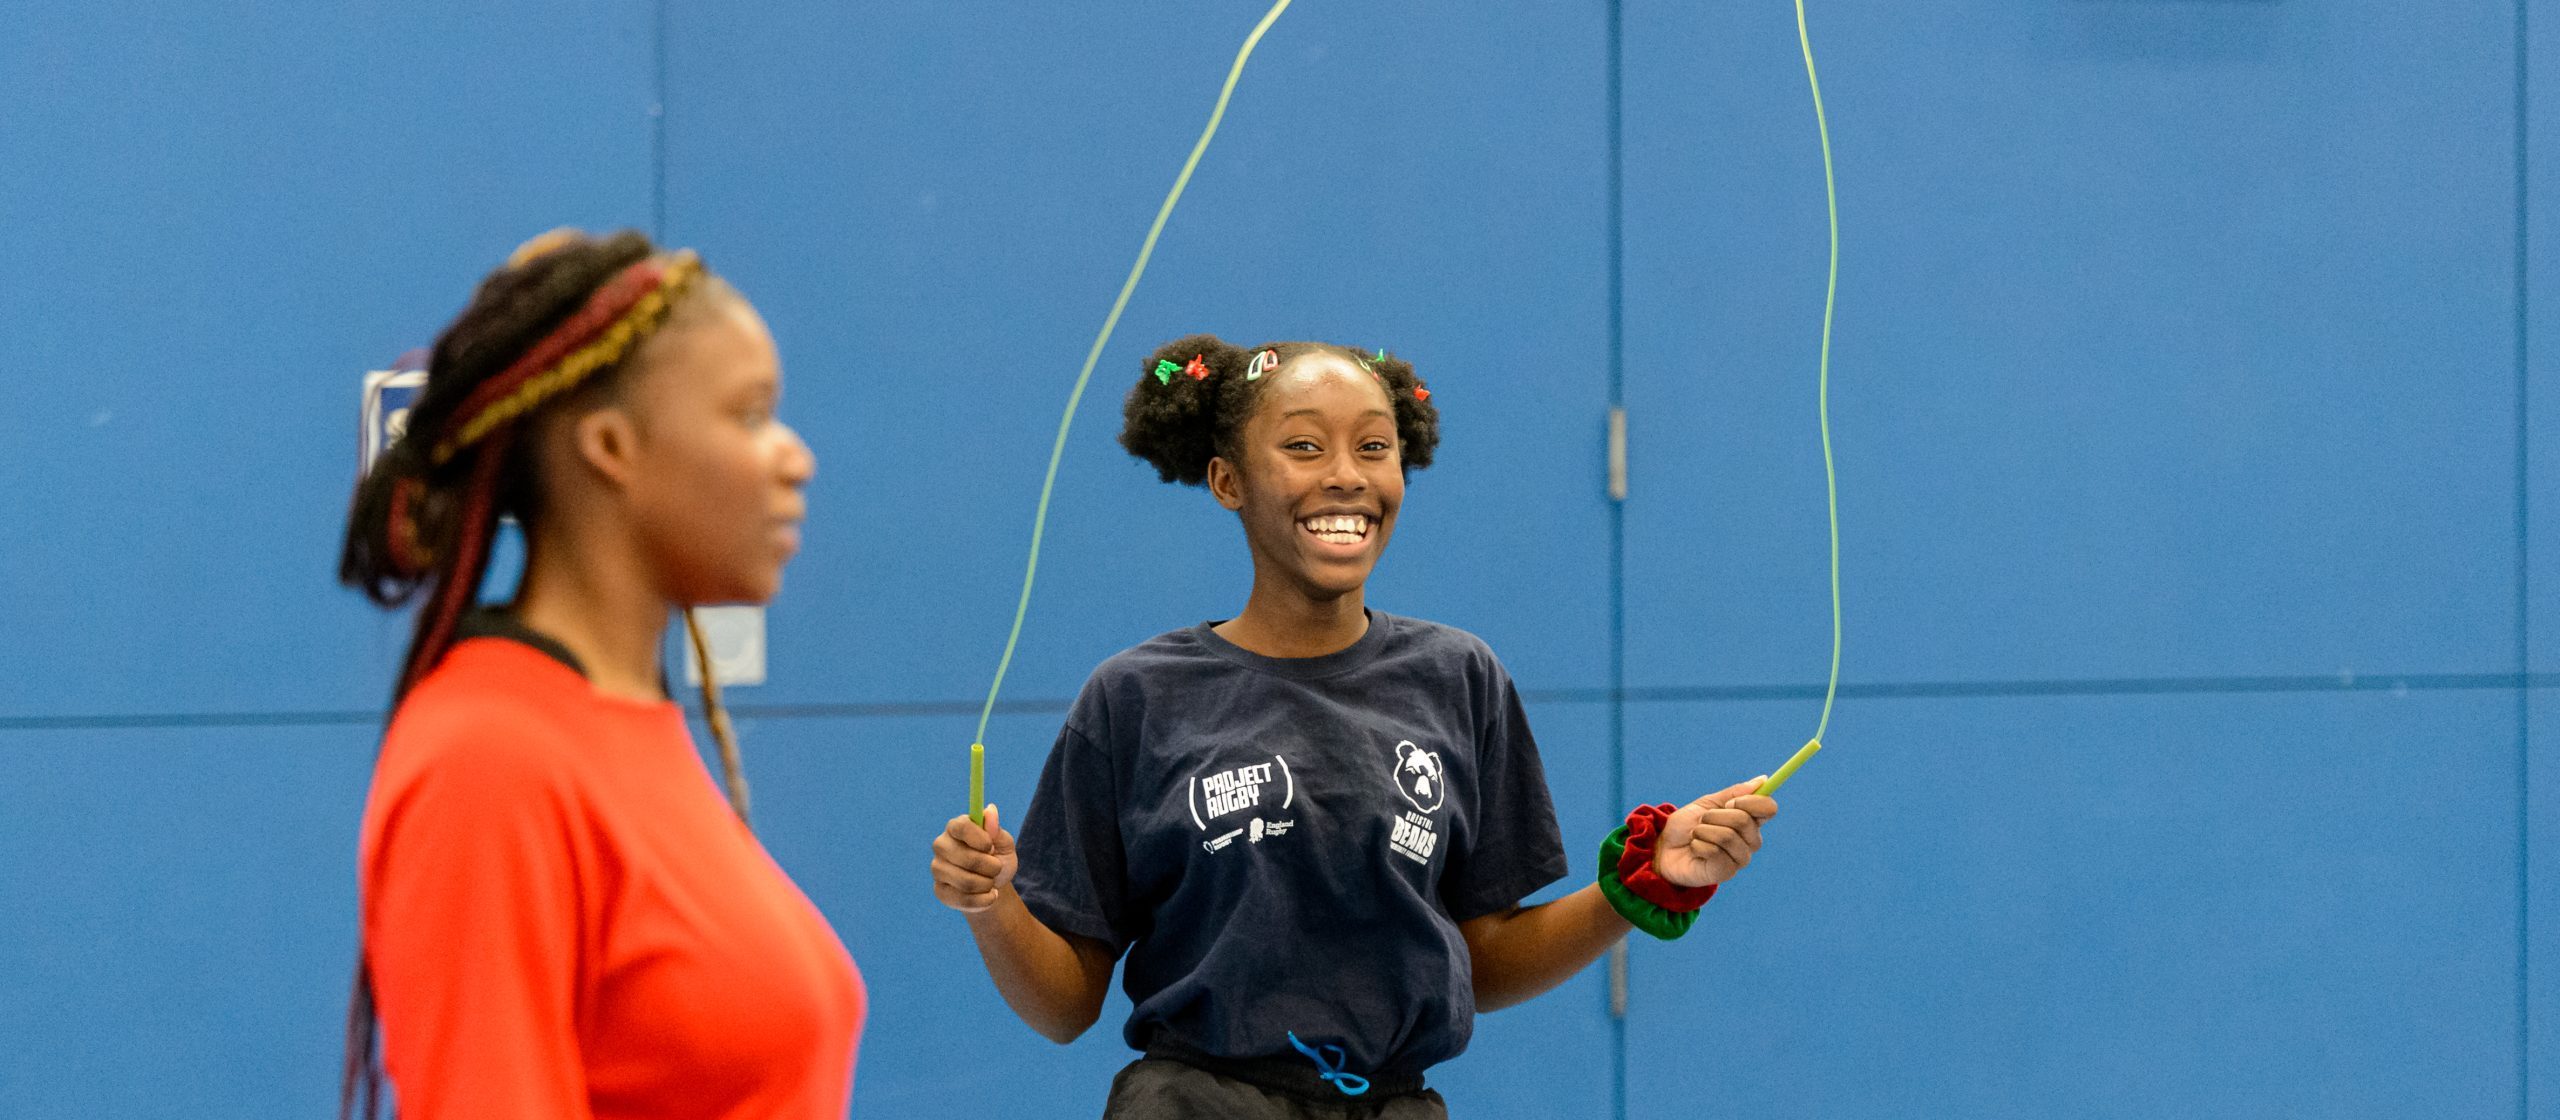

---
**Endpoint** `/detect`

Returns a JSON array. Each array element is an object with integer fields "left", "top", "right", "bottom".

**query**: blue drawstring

[{"left": 1286, "top": 1031, "right": 1371, "bottom": 1097}]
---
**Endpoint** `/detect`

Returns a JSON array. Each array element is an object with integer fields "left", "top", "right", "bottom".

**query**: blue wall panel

[
  {"left": 2530, "top": 693, "right": 2553, "bottom": 1114},
  {"left": 660, "top": 0, "right": 1615, "bottom": 716},
  {"left": 0, "top": 1, "right": 656, "bottom": 719},
  {"left": 1622, "top": 690, "right": 2522, "bottom": 1118},
  {"left": 0, "top": 727, "right": 367, "bottom": 1116},
  {"left": 0, "top": 1, "right": 2544, "bottom": 1117},
  {"left": 1619, "top": 0, "right": 2521, "bottom": 690},
  {"left": 2530, "top": 0, "right": 2556, "bottom": 680}
]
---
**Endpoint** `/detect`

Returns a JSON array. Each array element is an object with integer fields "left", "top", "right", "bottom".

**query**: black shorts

[{"left": 1103, "top": 1057, "right": 1450, "bottom": 1120}]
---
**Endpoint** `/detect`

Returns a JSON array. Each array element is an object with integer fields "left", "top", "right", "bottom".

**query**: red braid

[
  {"left": 398, "top": 429, "right": 512, "bottom": 696},
  {"left": 383, "top": 476, "right": 432, "bottom": 576},
  {"left": 434, "top": 253, "right": 700, "bottom": 465}
]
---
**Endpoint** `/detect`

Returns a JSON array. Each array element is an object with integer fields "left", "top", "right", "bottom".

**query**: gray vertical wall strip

[{"left": 1605, "top": 2, "right": 1630, "bottom": 1118}]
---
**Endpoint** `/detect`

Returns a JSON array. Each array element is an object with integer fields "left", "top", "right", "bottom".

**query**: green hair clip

[
  {"left": 1355, "top": 348, "right": 1386, "bottom": 382},
  {"left": 1153, "top": 359, "right": 1181, "bottom": 385}
]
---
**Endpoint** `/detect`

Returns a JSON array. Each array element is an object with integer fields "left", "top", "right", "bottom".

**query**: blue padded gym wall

[{"left": 0, "top": 1, "right": 2547, "bottom": 1117}]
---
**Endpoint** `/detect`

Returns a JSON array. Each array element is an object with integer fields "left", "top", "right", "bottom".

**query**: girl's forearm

[
  {"left": 964, "top": 885, "right": 1117, "bottom": 1042},
  {"left": 1461, "top": 883, "right": 1631, "bottom": 1011}
]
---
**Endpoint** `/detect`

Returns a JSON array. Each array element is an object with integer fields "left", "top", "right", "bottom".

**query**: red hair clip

[
  {"left": 1183, "top": 355, "right": 1210, "bottom": 381},
  {"left": 1414, "top": 383, "right": 1432, "bottom": 403}
]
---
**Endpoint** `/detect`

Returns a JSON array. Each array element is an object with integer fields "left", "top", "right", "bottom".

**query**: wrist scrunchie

[{"left": 1597, "top": 803, "right": 1719, "bottom": 941}]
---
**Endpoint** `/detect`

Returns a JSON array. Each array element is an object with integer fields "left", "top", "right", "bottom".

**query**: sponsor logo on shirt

[
  {"left": 1190, "top": 755, "right": 1297, "bottom": 855},
  {"left": 1386, "top": 740, "right": 1444, "bottom": 864}
]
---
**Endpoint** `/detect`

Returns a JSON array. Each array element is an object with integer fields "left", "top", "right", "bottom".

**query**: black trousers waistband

[{"left": 1141, "top": 1039, "right": 1430, "bottom": 1103}]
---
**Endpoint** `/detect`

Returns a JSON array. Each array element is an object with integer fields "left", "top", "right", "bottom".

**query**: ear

[
  {"left": 570, "top": 406, "right": 644, "bottom": 491},
  {"left": 1205, "top": 455, "right": 1246, "bottom": 512}
]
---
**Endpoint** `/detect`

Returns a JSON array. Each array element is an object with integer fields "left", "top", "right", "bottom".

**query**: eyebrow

[{"left": 1280, "top": 408, "right": 1394, "bottom": 420}]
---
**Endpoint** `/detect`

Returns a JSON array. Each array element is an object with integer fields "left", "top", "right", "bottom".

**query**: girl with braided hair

[
  {"left": 339, "top": 229, "right": 858, "bottom": 1119},
  {"left": 929, "top": 336, "right": 1781, "bottom": 1118}
]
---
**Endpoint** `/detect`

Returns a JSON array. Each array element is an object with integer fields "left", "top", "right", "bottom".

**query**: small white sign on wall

[
  {"left": 683, "top": 605, "right": 768, "bottom": 688},
  {"left": 360, "top": 363, "right": 429, "bottom": 475}
]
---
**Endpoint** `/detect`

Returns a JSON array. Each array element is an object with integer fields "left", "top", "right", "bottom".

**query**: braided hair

[
  {"left": 335, "top": 228, "right": 754, "bottom": 1120},
  {"left": 1117, "top": 333, "right": 1441, "bottom": 485}
]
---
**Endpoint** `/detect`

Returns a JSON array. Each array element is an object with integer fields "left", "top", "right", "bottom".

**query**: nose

[
  {"left": 1318, "top": 445, "right": 1366, "bottom": 495},
  {"left": 779, "top": 423, "right": 816, "bottom": 486}
]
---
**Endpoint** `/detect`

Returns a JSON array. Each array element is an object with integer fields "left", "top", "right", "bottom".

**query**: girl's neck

[
  {"left": 1215, "top": 579, "right": 1370, "bottom": 659},
  {"left": 513, "top": 533, "right": 671, "bottom": 703}
]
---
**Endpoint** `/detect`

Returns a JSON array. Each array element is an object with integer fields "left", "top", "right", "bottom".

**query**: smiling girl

[{"left": 930, "top": 335, "right": 1777, "bottom": 1119}]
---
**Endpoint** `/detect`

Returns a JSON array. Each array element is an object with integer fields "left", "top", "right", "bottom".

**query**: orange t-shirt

[{"left": 361, "top": 637, "right": 864, "bottom": 1119}]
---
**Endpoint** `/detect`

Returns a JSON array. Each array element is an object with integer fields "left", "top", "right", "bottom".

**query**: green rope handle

[{"left": 969, "top": 0, "right": 1299, "bottom": 824}]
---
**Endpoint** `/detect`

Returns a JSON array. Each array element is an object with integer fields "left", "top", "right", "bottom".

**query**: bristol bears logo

[
  {"left": 1385, "top": 740, "right": 1445, "bottom": 865},
  {"left": 1391, "top": 740, "right": 1444, "bottom": 814}
]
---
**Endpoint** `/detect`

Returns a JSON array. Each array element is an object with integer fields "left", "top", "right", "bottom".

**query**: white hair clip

[{"left": 1245, "top": 349, "right": 1279, "bottom": 381}]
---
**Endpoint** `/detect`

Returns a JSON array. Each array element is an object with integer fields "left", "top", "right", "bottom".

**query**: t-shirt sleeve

[
  {"left": 1440, "top": 665, "right": 1570, "bottom": 922},
  {"left": 363, "top": 728, "right": 592, "bottom": 1119},
  {"left": 1011, "top": 720, "right": 1136, "bottom": 952}
]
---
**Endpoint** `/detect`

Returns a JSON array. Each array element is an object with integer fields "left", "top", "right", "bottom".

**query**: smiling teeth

[{"left": 1301, "top": 515, "right": 1370, "bottom": 544}]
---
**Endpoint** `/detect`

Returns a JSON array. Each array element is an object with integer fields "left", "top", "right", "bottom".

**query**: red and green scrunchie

[{"left": 1597, "top": 803, "right": 1719, "bottom": 940}]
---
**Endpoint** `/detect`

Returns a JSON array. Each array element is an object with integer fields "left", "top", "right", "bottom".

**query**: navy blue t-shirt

[{"left": 1011, "top": 611, "right": 1568, "bottom": 1082}]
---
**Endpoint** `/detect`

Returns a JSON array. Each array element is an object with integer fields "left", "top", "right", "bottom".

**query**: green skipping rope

[
  {"left": 969, "top": 0, "right": 1298, "bottom": 825},
  {"left": 1759, "top": 0, "right": 1842, "bottom": 799}
]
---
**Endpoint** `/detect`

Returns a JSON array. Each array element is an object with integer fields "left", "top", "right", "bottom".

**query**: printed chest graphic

[
  {"left": 1385, "top": 739, "right": 1446, "bottom": 865},
  {"left": 1188, "top": 756, "right": 1298, "bottom": 854},
  {"left": 1178, "top": 736, "right": 1454, "bottom": 865}
]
